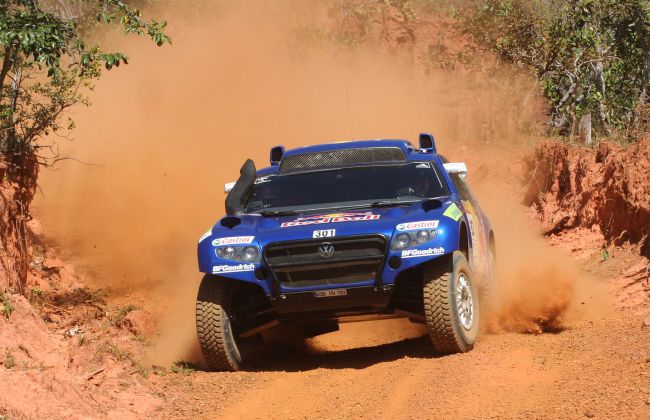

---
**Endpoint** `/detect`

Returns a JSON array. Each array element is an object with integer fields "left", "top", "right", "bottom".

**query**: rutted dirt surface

[{"left": 158, "top": 314, "right": 650, "bottom": 419}]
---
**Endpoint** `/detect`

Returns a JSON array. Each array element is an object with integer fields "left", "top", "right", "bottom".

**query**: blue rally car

[{"left": 196, "top": 134, "right": 496, "bottom": 371}]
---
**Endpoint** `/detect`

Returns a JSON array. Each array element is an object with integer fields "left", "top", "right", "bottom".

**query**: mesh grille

[
  {"left": 280, "top": 147, "right": 406, "bottom": 173},
  {"left": 264, "top": 235, "right": 388, "bottom": 288}
]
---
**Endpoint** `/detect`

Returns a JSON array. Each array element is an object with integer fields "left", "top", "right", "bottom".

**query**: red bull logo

[{"left": 280, "top": 212, "right": 380, "bottom": 227}]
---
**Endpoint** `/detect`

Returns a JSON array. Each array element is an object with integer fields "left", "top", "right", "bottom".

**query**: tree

[
  {"left": 0, "top": 0, "right": 170, "bottom": 292},
  {"left": 0, "top": 0, "right": 170, "bottom": 166}
]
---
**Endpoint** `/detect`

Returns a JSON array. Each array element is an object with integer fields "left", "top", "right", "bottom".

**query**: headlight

[
  {"left": 223, "top": 246, "right": 237, "bottom": 259},
  {"left": 215, "top": 245, "right": 261, "bottom": 263},
  {"left": 242, "top": 246, "right": 259, "bottom": 262},
  {"left": 391, "top": 229, "right": 437, "bottom": 250},
  {"left": 416, "top": 230, "right": 430, "bottom": 243},
  {"left": 394, "top": 233, "right": 411, "bottom": 250}
]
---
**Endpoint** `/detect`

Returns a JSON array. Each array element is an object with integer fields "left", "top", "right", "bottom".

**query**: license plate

[{"left": 313, "top": 289, "right": 347, "bottom": 298}]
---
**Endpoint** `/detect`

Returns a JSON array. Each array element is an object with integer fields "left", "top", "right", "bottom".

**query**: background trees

[{"left": 463, "top": 0, "right": 650, "bottom": 137}]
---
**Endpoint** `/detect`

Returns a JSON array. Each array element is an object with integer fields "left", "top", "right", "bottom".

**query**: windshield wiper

[
  {"left": 260, "top": 210, "right": 299, "bottom": 217},
  {"left": 370, "top": 200, "right": 418, "bottom": 208},
  {"left": 332, "top": 200, "right": 417, "bottom": 211}
]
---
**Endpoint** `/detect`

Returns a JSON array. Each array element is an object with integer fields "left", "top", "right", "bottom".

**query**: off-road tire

[
  {"left": 196, "top": 275, "right": 243, "bottom": 371},
  {"left": 423, "top": 251, "right": 480, "bottom": 354}
]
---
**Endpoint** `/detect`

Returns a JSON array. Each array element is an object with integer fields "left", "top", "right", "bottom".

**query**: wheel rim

[{"left": 455, "top": 273, "right": 475, "bottom": 331}]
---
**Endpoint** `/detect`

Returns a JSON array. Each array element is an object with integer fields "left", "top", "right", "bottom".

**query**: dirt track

[
  {"left": 12, "top": 3, "right": 647, "bottom": 418},
  {"left": 157, "top": 311, "right": 649, "bottom": 419}
]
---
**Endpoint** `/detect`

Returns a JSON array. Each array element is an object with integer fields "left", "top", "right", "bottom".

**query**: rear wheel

[
  {"left": 196, "top": 275, "right": 246, "bottom": 371},
  {"left": 423, "top": 251, "right": 480, "bottom": 354}
]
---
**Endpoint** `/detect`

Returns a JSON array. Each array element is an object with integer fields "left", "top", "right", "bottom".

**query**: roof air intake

[{"left": 280, "top": 147, "right": 406, "bottom": 173}]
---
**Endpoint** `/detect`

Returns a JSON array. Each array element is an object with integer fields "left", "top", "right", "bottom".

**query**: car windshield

[{"left": 244, "top": 162, "right": 449, "bottom": 214}]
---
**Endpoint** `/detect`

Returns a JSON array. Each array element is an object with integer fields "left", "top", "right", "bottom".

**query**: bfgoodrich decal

[
  {"left": 401, "top": 247, "right": 445, "bottom": 259},
  {"left": 212, "top": 236, "right": 254, "bottom": 246},
  {"left": 281, "top": 212, "right": 380, "bottom": 228},
  {"left": 212, "top": 263, "right": 255, "bottom": 274},
  {"left": 396, "top": 220, "right": 439, "bottom": 231}
]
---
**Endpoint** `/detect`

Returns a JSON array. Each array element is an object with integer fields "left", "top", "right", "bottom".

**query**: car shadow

[{"left": 247, "top": 335, "right": 436, "bottom": 372}]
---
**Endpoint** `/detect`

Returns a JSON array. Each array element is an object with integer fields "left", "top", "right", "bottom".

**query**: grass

[
  {"left": 109, "top": 304, "right": 140, "bottom": 327},
  {"left": 171, "top": 361, "right": 196, "bottom": 374},
  {"left": 1, "top": 293, "right": 13, "bottom": 319},
  {"left": 133, "top": 361, "right": 152, "bottom": 378},
  {"left": 95, "top": 340, "right": 134, "bottom": 364},
  {"left": 5, "top": 350, "right": 15, "bottom": 369},
  {"left": 29, "top": 286, "right": 45, "bottom": 300}
]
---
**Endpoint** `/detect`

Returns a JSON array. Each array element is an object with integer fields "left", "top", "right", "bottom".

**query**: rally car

[{"left": 196, "top": 133, "right": 496, "bottom": 371}]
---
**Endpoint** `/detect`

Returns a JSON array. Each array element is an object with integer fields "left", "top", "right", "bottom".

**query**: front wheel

[
  {"left": 423, "top": 251, "right": 480, "bottom": 354},
  {"left": 196, "top": 275, "right": 245, "bottom": 371}
]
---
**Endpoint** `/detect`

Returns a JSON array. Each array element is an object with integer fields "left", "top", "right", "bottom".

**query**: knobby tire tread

[
  {"left": 196, "top": 277, "right": 240, "bottom": 371},
  {"left": 423, "top": 255, "right": 470, "bottom": 354}
]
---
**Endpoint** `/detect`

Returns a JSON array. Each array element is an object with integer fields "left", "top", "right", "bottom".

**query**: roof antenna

[{"left": 345, "top": 80, "right": 355, "bottom": 139}]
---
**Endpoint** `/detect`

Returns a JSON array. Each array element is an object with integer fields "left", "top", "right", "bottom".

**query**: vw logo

[{"left": 318, "top": 242, "right": 335, "bottom": 258}]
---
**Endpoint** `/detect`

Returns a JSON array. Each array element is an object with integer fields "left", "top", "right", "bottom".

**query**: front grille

[
  {"left": 280, "top": 147, "right": 406, "bottom": 173},
  {"left": 264, "top": 235, "right": 388, "bottom": 288}
]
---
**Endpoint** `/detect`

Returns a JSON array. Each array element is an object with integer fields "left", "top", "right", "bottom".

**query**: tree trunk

[
  {"left": 579, "top": 114, "right": 592, "bottom": 146},
  {"left": 0, "top": 45, "right": 14, "bottom": 100}
]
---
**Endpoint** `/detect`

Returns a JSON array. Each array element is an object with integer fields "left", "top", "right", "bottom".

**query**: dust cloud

[
  {"left": 466, "top": 153, "right": 612, "bottom": 334},
  {"left": 31, "top": 1, "right": 602, "bottom": 365}
]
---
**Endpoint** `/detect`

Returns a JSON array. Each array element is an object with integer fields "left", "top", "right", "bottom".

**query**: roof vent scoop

[
  {"left": 419, "top": 133, "right": 436, "bottom": 153},
  {"left": 270, "top": 145, "right": 285, "bottom": 165},
  {"left": 225, "top": 159, "right": 256, "bottom": 215}
]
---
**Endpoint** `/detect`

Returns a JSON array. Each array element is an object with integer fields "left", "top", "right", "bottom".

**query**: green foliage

[
  {"left": 1, "top": 293, "right": 13, "bottom": 318},
  {"left": 29, "top": 286, "right": 44, "bottom": 300},
  {"left": 464, "top": 0, "right": 650, "bottom": 136},
  {"left": 0, "top": 0, "right": 170, "bottom": 164}
]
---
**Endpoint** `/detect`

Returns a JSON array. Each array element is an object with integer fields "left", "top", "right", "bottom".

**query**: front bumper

[{"left": 272, "top": 285, "right": 393, "bottom": 314}]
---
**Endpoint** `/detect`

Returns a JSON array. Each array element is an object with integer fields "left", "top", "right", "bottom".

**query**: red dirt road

[{"left": 157, "top": 290, "right": 650, "bottom": 419}]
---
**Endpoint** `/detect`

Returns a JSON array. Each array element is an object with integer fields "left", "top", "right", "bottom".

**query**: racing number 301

[{"left": 313, "top": 229, "right": 336, "bottom": 238}]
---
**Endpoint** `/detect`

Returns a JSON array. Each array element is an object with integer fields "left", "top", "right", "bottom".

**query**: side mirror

[
  {"left": 270, "top": 145, "right": 285, "bottom": 165},
  {"left": 443, "top": 162, "right": 468, "bottom": 179},
  {"left": 419, "top": 133, "right": 436, "bottom": 153},
  {"left": 224, "top": 182, "right": 236, "bottom": 193}
]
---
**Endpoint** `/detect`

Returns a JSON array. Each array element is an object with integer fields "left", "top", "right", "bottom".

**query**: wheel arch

[
  {"left": 201, "top": 273, "right": 268, "bottom": 299},
  {"left": 458, "top": 221, "right": 469, "bottom": 260}
]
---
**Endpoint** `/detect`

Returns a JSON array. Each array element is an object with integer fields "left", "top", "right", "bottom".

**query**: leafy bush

[
  {"left": 1, "top": 292, "right": 13, "bottom": 318},
  {"left": 0, "top": 0, "right": 170, "bottom": 168}
]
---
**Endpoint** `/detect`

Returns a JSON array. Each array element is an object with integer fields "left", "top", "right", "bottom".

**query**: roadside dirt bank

[{"left": 527, "top": 136, "right": 650, "bottom": 259}]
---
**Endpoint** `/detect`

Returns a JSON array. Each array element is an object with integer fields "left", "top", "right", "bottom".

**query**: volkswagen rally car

[{"left": 196, "top": 133, "right": 496, "bottom": 371}]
